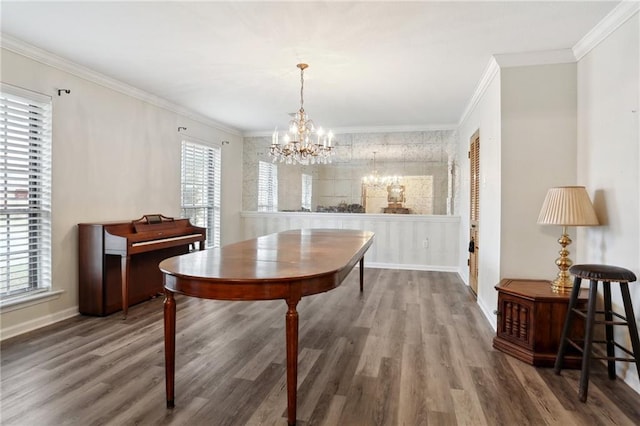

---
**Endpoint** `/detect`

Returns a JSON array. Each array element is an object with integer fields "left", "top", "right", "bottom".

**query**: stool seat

[
  {"left": 569, "top": 264, "right": 636, "bottom": 283},
  {"left": 555, "top": 264, "right": 640, "bottom": 403}
]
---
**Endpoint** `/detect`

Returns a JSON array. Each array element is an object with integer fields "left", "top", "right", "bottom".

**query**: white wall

[
  {"left": 501, "top": 63, "right": 578, "bottom": 280},
  {"left": 457, "top": 66, "right": 502, "bottom": 326},
  {"left": 241, "top": 212, "right": 460, "bottom": 270},
  {"left": 0, "top": 48, "right": 244, "bottom": 339},
  {"left": 576, "top": 12, "right": 639, "bottom": 393}
]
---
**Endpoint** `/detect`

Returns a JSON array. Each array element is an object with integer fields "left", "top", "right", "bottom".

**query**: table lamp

[{"left": 537, "top": 186, "right": 599, "bottom": 292}]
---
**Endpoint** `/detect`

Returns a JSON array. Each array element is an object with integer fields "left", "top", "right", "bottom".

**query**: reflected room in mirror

[{"left": 243, "top": 129, "right": 458, "bottom": 215}]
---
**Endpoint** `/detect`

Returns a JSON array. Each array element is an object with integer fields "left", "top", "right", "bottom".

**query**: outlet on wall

[{"left": 422, "top": 239, "right": 429, "bottom": 248}]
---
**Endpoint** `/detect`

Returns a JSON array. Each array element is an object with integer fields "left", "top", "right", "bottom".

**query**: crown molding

[
  {"left": 493, "top": 49, "right": 576, "bottom": 68},
  {"left": 243, "top": 124, "right": 458, "bottom": 138},
  {"left": 457, "top": 56, "right": 500, "bottom": 127},
  {"left": 457, "top": 2, "right": 640, "bottom": 128},
  {"left": 0, "top": 33, "right": 242, "bottom": 136},
  {"left": 573, "top": 1, "right": 640, "bottom": 61}
]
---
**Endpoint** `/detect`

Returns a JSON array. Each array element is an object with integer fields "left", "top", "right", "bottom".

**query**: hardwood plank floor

[{"left": 1, "top": 269, "right": 639, "bottom": 425}]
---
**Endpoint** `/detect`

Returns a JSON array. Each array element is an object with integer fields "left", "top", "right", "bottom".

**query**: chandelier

[
  {"left": 362, "top": 152, "right": 399, "bottom": 188},
  {"left": 270, "top": 63, "right": 334, "bottom": 165}
]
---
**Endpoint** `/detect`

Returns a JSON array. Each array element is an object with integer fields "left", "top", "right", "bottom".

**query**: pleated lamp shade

[{"left": 537, "top": 186, "right": 599, "bottom": 226}]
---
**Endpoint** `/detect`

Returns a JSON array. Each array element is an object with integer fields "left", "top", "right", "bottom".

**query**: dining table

[{"left": 160, "top": 228, "right": 375, "bottom": 425}]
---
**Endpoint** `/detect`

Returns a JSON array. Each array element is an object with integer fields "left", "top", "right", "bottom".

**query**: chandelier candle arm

[{"left": 269, "top": 63, "right": 334, "bottom": 165}]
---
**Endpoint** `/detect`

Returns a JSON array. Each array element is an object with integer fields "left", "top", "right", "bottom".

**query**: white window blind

[
  {"left": 181, "top": 140, "right": 221, "bottom": 248},
  {"left": 258, "top": 161, "right": 278, "bottom": 212},
  {"left": 301, "top": 173, "right": 312, "bottom": 211},
  {"left": 0, "top": 84, "right": 52, "bottom": 300}
]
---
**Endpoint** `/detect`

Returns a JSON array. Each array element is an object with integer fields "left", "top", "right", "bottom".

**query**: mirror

[{"left": 243, "top": 130, "right": 458, "bottom": 215}]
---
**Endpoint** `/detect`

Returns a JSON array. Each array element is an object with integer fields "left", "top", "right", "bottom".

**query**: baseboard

[
  {"left": 0, "top": 306, "right": 79, "bottom": 341},
  {"left": 365, "top": 262, "right": 458, "bottom": 273},
  {"left": 477, "top": 296, "right": 497, "bottom": 331}
]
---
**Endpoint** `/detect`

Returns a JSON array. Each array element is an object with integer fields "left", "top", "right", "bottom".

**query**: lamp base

[
  {"left": 550, "top": 228, "right": 573, "bottom": 293},
  {"left": 551, "top": 275, "right": 573, "bottom": 293}
]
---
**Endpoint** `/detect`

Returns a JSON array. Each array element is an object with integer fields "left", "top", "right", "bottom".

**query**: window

[
  {"left": 0, "top": 84, "right": 52, "bottom": 301},
  {"left": 181, "top": 139, "right": 221, "bottom": 248},
  {"left": 301, "top": 173, "right": 312, "bottom": 211},
  {"left": 258, "top": 161, "right": 278, "bottom": 212}
]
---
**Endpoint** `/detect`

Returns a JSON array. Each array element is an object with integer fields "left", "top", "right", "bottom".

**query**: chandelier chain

[{"left": 299, "top": 65, "right": 305, "bottom": 113}]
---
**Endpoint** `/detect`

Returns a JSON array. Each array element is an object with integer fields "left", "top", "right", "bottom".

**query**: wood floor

[{"left": 1, "top": 269, "right": 639, "bottom": 425}]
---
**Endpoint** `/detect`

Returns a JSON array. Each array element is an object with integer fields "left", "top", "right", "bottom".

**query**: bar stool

[{"left": 554, "top": 264, "right": 640, "bottom": 402}]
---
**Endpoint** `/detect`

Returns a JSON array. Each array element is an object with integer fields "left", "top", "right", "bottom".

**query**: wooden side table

[{"left": 493, "top": 278, "right": 588, "bottom": 368}]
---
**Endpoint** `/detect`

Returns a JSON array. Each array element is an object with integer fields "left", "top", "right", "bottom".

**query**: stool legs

[
  {"left": 602, "top": 281, "right": 616, "bottom": 380},
  {"left": 560, "top": 264, "right": 639, "bottom": 403},
  {"left": 554, "top": 276, "right": 583, "bottom": 374},
  {"left": 578, "top": 279, "right": 599, "bottom": 402},
  {"left": 620, "top": 282, "right": 640, "bottom": 379}
]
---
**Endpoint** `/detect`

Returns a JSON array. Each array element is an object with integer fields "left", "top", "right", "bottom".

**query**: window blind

[
  {"left": 0, "top": 84, "right": 52, "bottom": 300},
  {"left": 258, "top": 161, "right": 278, "bottom": 212},
  {"left": 181, "top": 140, "right": 221, "bottom": 248},
  {"left": 301, "top": 173, "right": 312, "bottom": 211}
]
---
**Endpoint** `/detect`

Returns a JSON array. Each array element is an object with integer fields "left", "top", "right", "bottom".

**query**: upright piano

[{"left": 78, "top": 214, "right": 205, "bottom": 317}]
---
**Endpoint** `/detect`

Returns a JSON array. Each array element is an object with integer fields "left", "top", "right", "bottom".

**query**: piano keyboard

[{"left": 132, "top": 233, "right": 204, "bottom": 247}]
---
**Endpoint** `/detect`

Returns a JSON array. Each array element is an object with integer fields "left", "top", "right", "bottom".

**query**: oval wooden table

[{"left": 160, "top": 229, "right": 374, "bottom": 425}]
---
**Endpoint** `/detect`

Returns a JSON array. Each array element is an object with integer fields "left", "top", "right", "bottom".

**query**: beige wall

[
  {"left": 0, "top": 48, "right": 244, "bottom": 339},
  {"left": 501, "top": 63, "right": 578, "bottom": 280},
  {"left": 576, "top": 12, "right": 639, "bottom": 393}
]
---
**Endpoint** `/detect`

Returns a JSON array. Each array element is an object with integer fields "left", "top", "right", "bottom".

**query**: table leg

[
  {"left": 121, "top": 255, "right": 130, "bottom": 319},
  {"left": 359, "top": 257, "right": 364, "bottom": 292},
  {"left": 164, "top": 290, "right": 176, "bottom": 409},
  {"left": 286, "top": 296, "right": 301, "bottom": 426}
]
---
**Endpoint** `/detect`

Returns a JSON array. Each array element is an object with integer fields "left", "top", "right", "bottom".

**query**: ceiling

[{"left": 0, "top": 1, "right": 619, "bottom": 134}]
